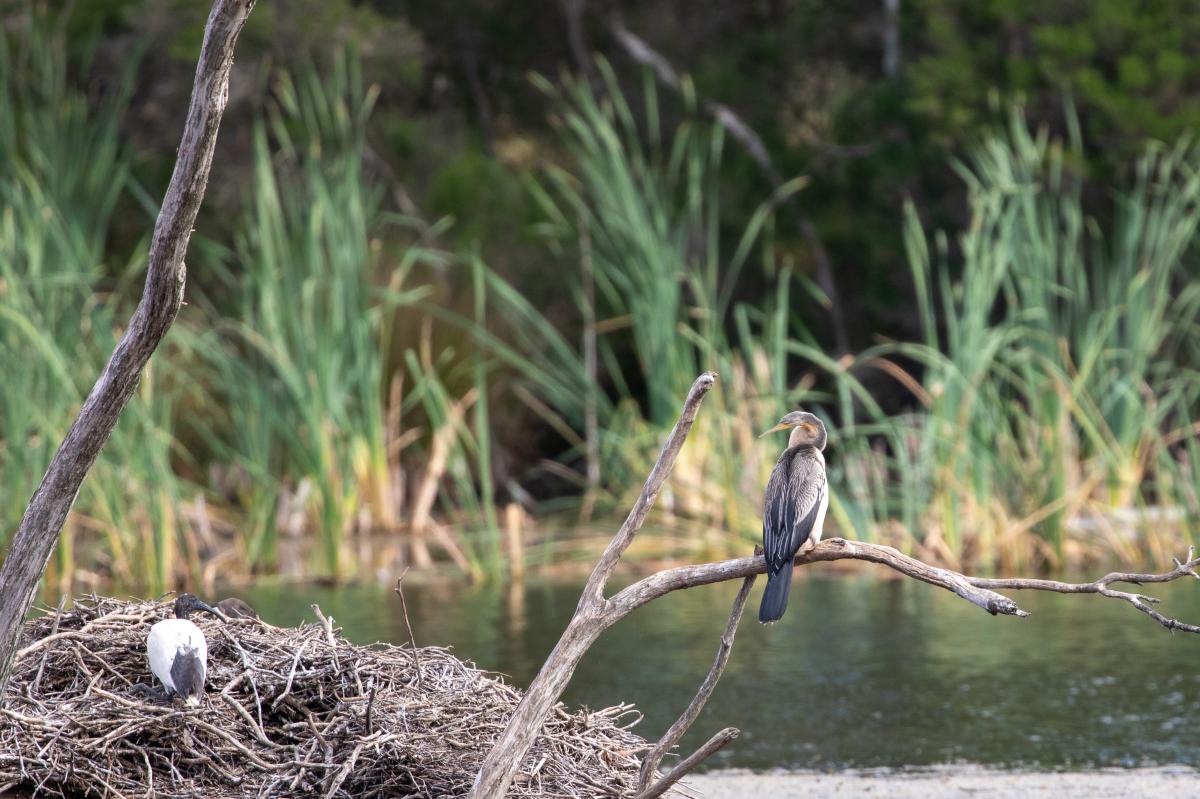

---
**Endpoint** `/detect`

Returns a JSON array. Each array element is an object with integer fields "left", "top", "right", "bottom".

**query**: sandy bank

[{"left": 684, "top": 766, "right": 1197, "bottom": 798}]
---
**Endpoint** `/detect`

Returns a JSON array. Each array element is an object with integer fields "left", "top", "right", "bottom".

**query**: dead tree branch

[
  {"left": 0, "top": 0, "right": 255, "bottom": 699},
  {"left": 608, "top": 17, "right": 851, "bottom": 355},
  {"left": 968, "top": 547, "right": 1200, "bottom": 633},
  {"left": 471, "top": 372, "right": 1200, "bottom": 797},
  {"left": 470, "top": 372, "right": 718, "bottom": 798},
  {"left": 636, "top": 575, "right": 755, "bottom": 789},
  {"left": 635, "top": 727, "right": 739, "bottom": 799},
  {"left": 638, "top": 573, "right": 748, "bottom": 782}
]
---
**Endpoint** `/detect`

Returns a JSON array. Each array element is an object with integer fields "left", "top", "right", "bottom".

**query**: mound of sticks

[{"left": 0, "top": 596, "right": 649, "bottom": 798}]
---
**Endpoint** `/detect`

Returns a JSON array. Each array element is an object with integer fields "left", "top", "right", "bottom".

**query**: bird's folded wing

[{"left": 763, "top": 453, "right": 826, "bottom": 570}]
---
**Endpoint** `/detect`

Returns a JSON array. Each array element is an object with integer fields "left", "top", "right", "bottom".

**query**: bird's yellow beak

[{"left": 758, "top": 422, "right": 791, "bottom": 438}]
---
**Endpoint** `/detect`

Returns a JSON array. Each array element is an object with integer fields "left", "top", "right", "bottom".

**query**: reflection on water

[{"left": 236, "top": 572, "right": 1200, "bottom": 770}]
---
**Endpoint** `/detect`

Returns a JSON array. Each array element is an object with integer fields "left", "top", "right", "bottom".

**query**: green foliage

[
  {"left": 895, "top": 110, "right": 1200, "bottom": 566},
  {"left": 0, "top": 12, "right": 186, "bottom": 592},
  {"left": 194, "top": 53, "right": 433, "bottom": 578},
  {"left": 428, "top": 148, "right": 531, "bottom": 247},
  {"left": 4, "top": 6, "right": 1200, "bottom": 594},
  {"left": 909, "top": 0, "right": 1200, "bottom": 163},
  {"left": 478, "top": 64, "right": 831, "bottom": 548}
]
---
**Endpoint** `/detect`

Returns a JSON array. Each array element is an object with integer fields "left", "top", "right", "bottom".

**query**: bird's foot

[{"left": 131, "top": 683, "right": 171, "bottom": 704}]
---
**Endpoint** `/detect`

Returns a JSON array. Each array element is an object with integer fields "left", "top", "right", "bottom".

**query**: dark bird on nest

[
  {"left": 144, "top": 594, "right": 225, "bottom": 705},
  {"left": 216, "top": 597, "right": 259, "bottom": 620},
  {"left": 757, "top": 411, "right": 829, "bottom": 624}
]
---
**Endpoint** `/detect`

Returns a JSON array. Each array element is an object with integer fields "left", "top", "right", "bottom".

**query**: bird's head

[
  {"left": 173, "top": 593, "right": 226, "bottom": 622},
  {"left": 759, "top": 411, "right": 827, "bottom": 450}
]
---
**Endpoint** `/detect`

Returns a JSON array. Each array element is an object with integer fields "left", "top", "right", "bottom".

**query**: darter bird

[
  {"left": 144, "top": 594, "right": 225, "bottom": 705},
  {"left": 758, "top": 411, "right": 828, "bottom": 623}
]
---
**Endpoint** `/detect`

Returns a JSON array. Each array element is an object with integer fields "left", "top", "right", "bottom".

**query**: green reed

[
  {"left": 898, "top": 109, "right": 1200, "bottom": 567},
  {"left": 0, "top": 12, "right": 188, "bottom": 592},
  {"left": 195, "top": 53, "right": 436, "bottom": 578}
]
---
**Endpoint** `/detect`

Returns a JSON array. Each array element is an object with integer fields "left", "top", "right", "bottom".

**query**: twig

[
  {"left": 15, "top": 614, "right": 153, "bottom": 662},
  {"left": 393, "top": 570, "right": 423, "bottom": 686},
  {"left": 968, "top": 546, "right": 1200, "bottom": 633},
  {"left": 32, "top": 600, "right": 65, "bottom": 693},
  {"left": 636, "top": 575, "right": 755, "bottom": 789},
  {"left": 310, "top": 605, "right": 340, "bottom": 672},
  {"left": 322, "top": 741, "right": 364, "bottom": 799},
  {"left": 365, "top": 684, "right": 378, "bottom": 736},
  {"left": 271, "top": 641, "right": 307, "bottom": 710},
  {"left": 634, "top": 727, "right": 738, "bottom": 799}
]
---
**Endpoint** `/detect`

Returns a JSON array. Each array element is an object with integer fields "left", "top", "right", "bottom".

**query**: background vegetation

[{"left": 0, "top": 1, "right": 1197, "bottom": 593}]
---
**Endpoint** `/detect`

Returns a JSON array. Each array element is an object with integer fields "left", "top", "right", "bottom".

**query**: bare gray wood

[
  {"left": 471, "top": 370, "right": 1200, "bottom": 797},
  {"left": 0, "top": 0, "right": 255, "bottom": 700},
  {"left": 469, "top": 372, "right": 718, "bottom": 798},
  {"left": 634, "top": 727, "right": 739, "bottom": 799},
  {"left": 637, "top": 575, "right": 756, "bottom": 790}
]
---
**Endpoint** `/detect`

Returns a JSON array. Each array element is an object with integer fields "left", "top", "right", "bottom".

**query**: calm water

[{"left": 235, "top": 572, "right": 1200, "bottom": 771}]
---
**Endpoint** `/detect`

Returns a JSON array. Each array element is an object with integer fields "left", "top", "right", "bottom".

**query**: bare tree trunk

[{"left": 0, "top": 0, "right": 255, "bottom": 701}]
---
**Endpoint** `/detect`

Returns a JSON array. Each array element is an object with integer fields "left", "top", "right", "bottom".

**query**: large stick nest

[{"left": 0, "top": 596, "right": 649, "bottom": 798}]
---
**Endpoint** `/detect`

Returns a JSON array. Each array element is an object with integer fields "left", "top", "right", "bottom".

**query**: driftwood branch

[
  {"left": 0, "top": 0, "right": 254, "bottom": 699},
  {"left": 471, "top": 372, "right": 1200, "bottom": 797},
  {"left": 634, "top": 727, "right": 739, "bottom": 799},
  {"left": 470, "top": 372, "right": 718, "bottom": 798},
  {"left": 636, "top": 575, "right": 755, "bottom": 790},
  {"left": 608, "top": 17, "right": 851, "bottom": 355}
]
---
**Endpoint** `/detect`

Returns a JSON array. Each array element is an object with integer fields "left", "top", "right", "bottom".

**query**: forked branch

[
  {"left": 470, "top": 373, "right": 718, "bottom": 798},
  {"left": 471, "top": 373, "right": 1200, "bottom": 798},
  {"left": 635, "top": 727, "right": 738, "bottom": 799},
  {"left": 636, "top": 575, "right": 755, "bottom": 790}
]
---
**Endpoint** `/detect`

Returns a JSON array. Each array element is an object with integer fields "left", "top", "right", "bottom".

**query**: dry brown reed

[{"left": 0, "top": 596, "right": 651, "bottom": 798}]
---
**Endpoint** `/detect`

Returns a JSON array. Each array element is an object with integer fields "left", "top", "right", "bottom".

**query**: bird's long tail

[{"left": 758, "top": 560, "right": 793, "bottom": 623}]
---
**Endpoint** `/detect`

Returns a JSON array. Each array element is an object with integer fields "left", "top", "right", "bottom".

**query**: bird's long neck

[{"left": 787, "top": 425, "right": 827, "bottom": 451}]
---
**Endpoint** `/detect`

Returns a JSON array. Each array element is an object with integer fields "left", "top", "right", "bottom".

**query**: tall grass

[
  {"left": 480, "top": 71, "right": 1200, "bottom": 569},
  {"left": 894, "top": 111, "right": 1200, "bottom": 567},
  {"left": 4, "top": 15, "right": 1196, "bottom": 590},
  {"left": 194, "top": 54, "right": 436, "bottom": 578},
  {"left": 0, "top": 12, "right": 189, "bottom": 592},
  {"left": 472, "top": 63, "right": 823, "bottom": 552}
]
